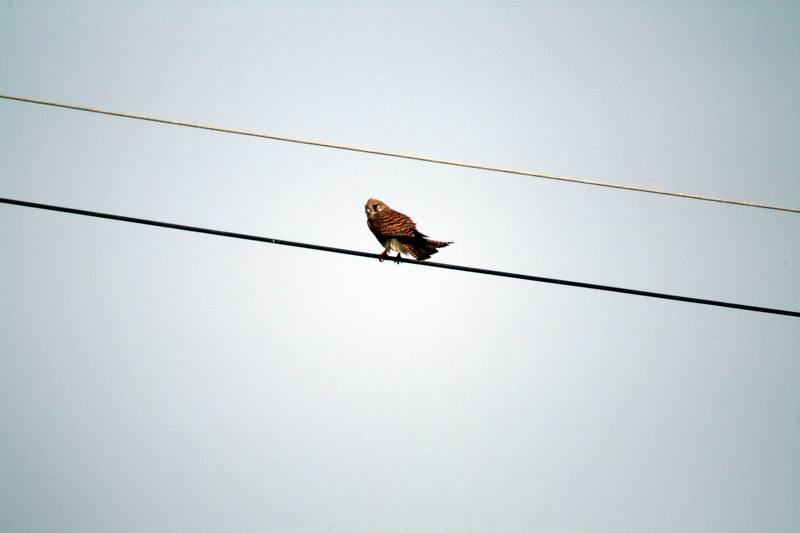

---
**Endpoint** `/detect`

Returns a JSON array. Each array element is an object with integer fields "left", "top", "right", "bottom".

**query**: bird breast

[{"left": 386, "top": 238, "right": 404, "bottom": 253}]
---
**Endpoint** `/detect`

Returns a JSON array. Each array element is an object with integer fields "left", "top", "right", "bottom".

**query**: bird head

[{"left": 364, "top": 198, "right": 387, "bottom": 219}]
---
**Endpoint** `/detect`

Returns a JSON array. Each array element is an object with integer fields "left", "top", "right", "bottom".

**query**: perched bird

[{"left": 364, "top": 198, "right": 453, "bottom": 262}]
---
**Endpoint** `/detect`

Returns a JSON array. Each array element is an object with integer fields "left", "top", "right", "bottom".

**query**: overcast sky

[{"left": 2, "top": 2, "right": 799, "bottom": 532}]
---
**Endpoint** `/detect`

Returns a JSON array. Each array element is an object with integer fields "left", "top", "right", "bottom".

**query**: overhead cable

[
  {"left": 1, "top": 94, "right": 797, "bottom": 214},
  {"left": 2, "top": 196, "right": 797, "bottom": 317}
]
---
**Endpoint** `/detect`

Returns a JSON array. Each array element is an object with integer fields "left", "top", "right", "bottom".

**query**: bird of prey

[{"left": 364, "top": 198, "right": 452, "bottom": 263}]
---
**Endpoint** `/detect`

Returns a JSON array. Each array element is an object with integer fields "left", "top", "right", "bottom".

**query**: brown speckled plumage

[{"left": 364, "top": 198, "right": 452, "bottom": 262}]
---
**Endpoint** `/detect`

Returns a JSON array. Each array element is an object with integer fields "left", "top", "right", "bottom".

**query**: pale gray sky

[{"left": 2, "top": 2, "right": 799, "bottom": 532}]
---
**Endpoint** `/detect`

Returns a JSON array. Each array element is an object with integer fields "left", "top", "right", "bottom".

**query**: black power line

[{"left": 2, "top": 196, "right": 797, "bottom": 318}]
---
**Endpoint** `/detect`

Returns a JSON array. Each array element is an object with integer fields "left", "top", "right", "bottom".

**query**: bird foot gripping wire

[{"left": 377, "top": 250, "right": 403, "bottom": 264}]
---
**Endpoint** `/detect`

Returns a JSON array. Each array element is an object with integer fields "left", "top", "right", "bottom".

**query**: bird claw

[{"left": 377, "top": 250, "right": 402, "bottom": 264}]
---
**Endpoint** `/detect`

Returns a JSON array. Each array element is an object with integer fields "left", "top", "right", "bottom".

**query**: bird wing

[{"left": 371, "top": 210, "right": 417, "bottom": 238}]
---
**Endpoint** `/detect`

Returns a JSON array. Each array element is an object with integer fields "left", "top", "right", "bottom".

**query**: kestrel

[{"left": 365, "top": 198, "right": 453, "bottom": 263}]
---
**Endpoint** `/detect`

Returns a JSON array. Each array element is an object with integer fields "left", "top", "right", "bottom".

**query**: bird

[{"left": 364, "top": 198, "right": 453, "bottom": 263}]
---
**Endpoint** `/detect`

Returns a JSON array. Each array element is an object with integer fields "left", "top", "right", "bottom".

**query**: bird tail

[
  {"left": 425, "top": 238, "right": 453, "bottom": 249},
  {"left": 405, "top": 236, "right": 453, "bottom": 261}
]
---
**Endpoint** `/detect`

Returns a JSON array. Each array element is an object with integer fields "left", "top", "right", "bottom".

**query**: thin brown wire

[{"left": 2, "top": 93, "right": 797, "bottom": 214}]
